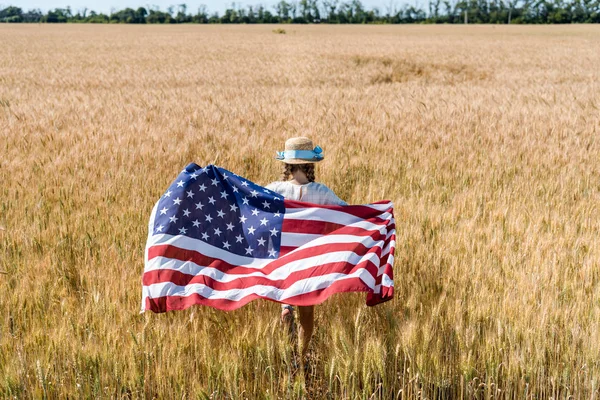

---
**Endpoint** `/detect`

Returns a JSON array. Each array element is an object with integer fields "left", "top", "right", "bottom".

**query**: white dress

[{"left": 265, "top": 181, "right": 347, "bottom": 206}]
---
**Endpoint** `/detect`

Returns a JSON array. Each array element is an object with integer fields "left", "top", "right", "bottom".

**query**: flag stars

[{"left": 157, "top": 166, "right": 285, "bottom": 258}]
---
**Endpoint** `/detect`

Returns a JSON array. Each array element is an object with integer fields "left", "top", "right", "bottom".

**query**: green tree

[
  {"left": 275, "top": 1, "right": 291, "bottom": 21},
  {"left": 42, "top": 8, "right": 70, "bottom": 22},
  {"left": 0, "top": 6, "right": 23, "bottom": 22}
]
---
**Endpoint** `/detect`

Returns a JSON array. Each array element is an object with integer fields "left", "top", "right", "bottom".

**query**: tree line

[{"left": 1, "top": 0, "right": 600, "bottom": 24}]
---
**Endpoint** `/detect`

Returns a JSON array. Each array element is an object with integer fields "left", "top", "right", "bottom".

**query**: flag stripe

[
  {"left": 280, "top": 225, "right": 395, "bottom": 248},
  {"left": 144, "top": 270, "right": 377, "bottom": 303},
  {"left": 144, "top": 269, "right": 377, "bottom": 310},
  {"left": 145, "top": 247, "right": 385, "bottom": 284},
  {"left": 143, "top": 257, "right": 381, "bottom": 289},
  {"left": 284, "top": 200, "right": 393, "bottom": 214},
  {"left": 148, "top": 225, "right": 393, "bottom": 269},
  {"left": 146, "top": 234, "right": 390, "bottom": 277},
  {"left": 144, "top": 276, "right": 378, "bottom": 312},
  {"left": 281, "top": 215, "right": 393, "bottom": 235},
  {"left": 283, "top": 206, "right": 394, "bottom": 227}
]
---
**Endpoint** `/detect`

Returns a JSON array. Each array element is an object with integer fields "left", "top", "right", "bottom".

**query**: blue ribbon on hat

[{"left": 276, "top": 146, "right": 323, "bottom": 161}]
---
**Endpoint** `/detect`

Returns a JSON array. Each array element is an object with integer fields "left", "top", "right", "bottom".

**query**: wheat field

[{"left": 1, "top": 24, "right": 600, "bottom": 398}]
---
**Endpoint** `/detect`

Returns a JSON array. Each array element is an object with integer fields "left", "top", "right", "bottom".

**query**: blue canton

[{"left": 152, "top": 163, "right": 285, "bottom": 259}]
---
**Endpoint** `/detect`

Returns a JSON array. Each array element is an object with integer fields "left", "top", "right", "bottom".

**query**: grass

[{"left": 1, "top": 24, "right": 600, "bottom": 398}]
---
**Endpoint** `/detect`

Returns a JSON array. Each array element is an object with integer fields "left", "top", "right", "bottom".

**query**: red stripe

[
  {"left": 282, "top": 217, "right": 393, "bottom": 235},
  {"left": 366, "top": 285, "right": 394, "bottom": 306},
  {"left": 279, "top": 223, "right": 395, "bottom": 255},
  {"left": 144, "top": 276, "right": 390, "bottom": 313},
  {"left": 143, "top": 259, "right": 380, "bottom": 289},
  {"left": 284, "top": 200, "right": 394, "bottom": 220},
  {"left": 282, "top": 219, "right": 346, "bottom": 235},
  {"left": 279, "top": 246, "right": 295, "bottom": 256},
  {"left": 147, "top": 230, "right": 390, "bottom": 277},
  {"left": 281, "top": 219, "right": 396, "bottom": 236}
]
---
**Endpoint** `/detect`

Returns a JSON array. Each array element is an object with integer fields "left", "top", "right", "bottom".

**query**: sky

[{"left": 7, "top": 0, "right": 399, "bottom": 15}]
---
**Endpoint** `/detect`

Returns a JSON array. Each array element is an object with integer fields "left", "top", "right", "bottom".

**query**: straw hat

[{"left": 276, "top": 137, "right": 324, "bottom": 164}]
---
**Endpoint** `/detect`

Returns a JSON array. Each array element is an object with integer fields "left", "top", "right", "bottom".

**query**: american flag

[{"left": 141, "top": 163, "right": 395, "bottom": 313}]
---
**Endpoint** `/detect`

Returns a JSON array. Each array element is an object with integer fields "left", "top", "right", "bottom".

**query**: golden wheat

[{"left": 1, "top": 24, "right": 600, "bottom": 398}]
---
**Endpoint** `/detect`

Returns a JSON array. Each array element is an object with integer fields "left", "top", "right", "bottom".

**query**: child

[{"left": 266, "top": 137, "right": 346, "bottom": 360}]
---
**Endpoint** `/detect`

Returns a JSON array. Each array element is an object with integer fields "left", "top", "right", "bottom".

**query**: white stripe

[
  {"left": 143, "top": 268, "right": 376, "bottom": 304},
  {"left": 381, "top": 233, "right": 396, "bottom": 257},
  {"left": 284, "top": 207, "right": 393, "bottom": 227},
  {"left": 382, "top": 250, "right": 394, "bottom": 268},
  {"left": 281, "top": 227, "right": 395, "bottom": 253},
  {"left": 373, "top": 275, "right": 394, "bottom": 294},
  {"left": 288, "top": 201, "right": 393, "bottom": 213},
  {"left": 141, "top": 201, "right": 160, "bottom": 313},
  {"left": 381, "top": 274, "right": 393, "bottom": 287},
  {"left": 144, "top": 248, "right": 383, "bottom": 283}
]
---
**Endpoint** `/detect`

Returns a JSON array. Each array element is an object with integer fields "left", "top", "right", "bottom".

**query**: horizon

[{"left": 1, "top": 0, "right": 403, "bottom": 15}]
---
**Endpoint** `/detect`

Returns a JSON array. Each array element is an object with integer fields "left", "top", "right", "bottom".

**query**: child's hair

[{"left": 281, "top": 163, "right": 315, "bottom": 182}]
